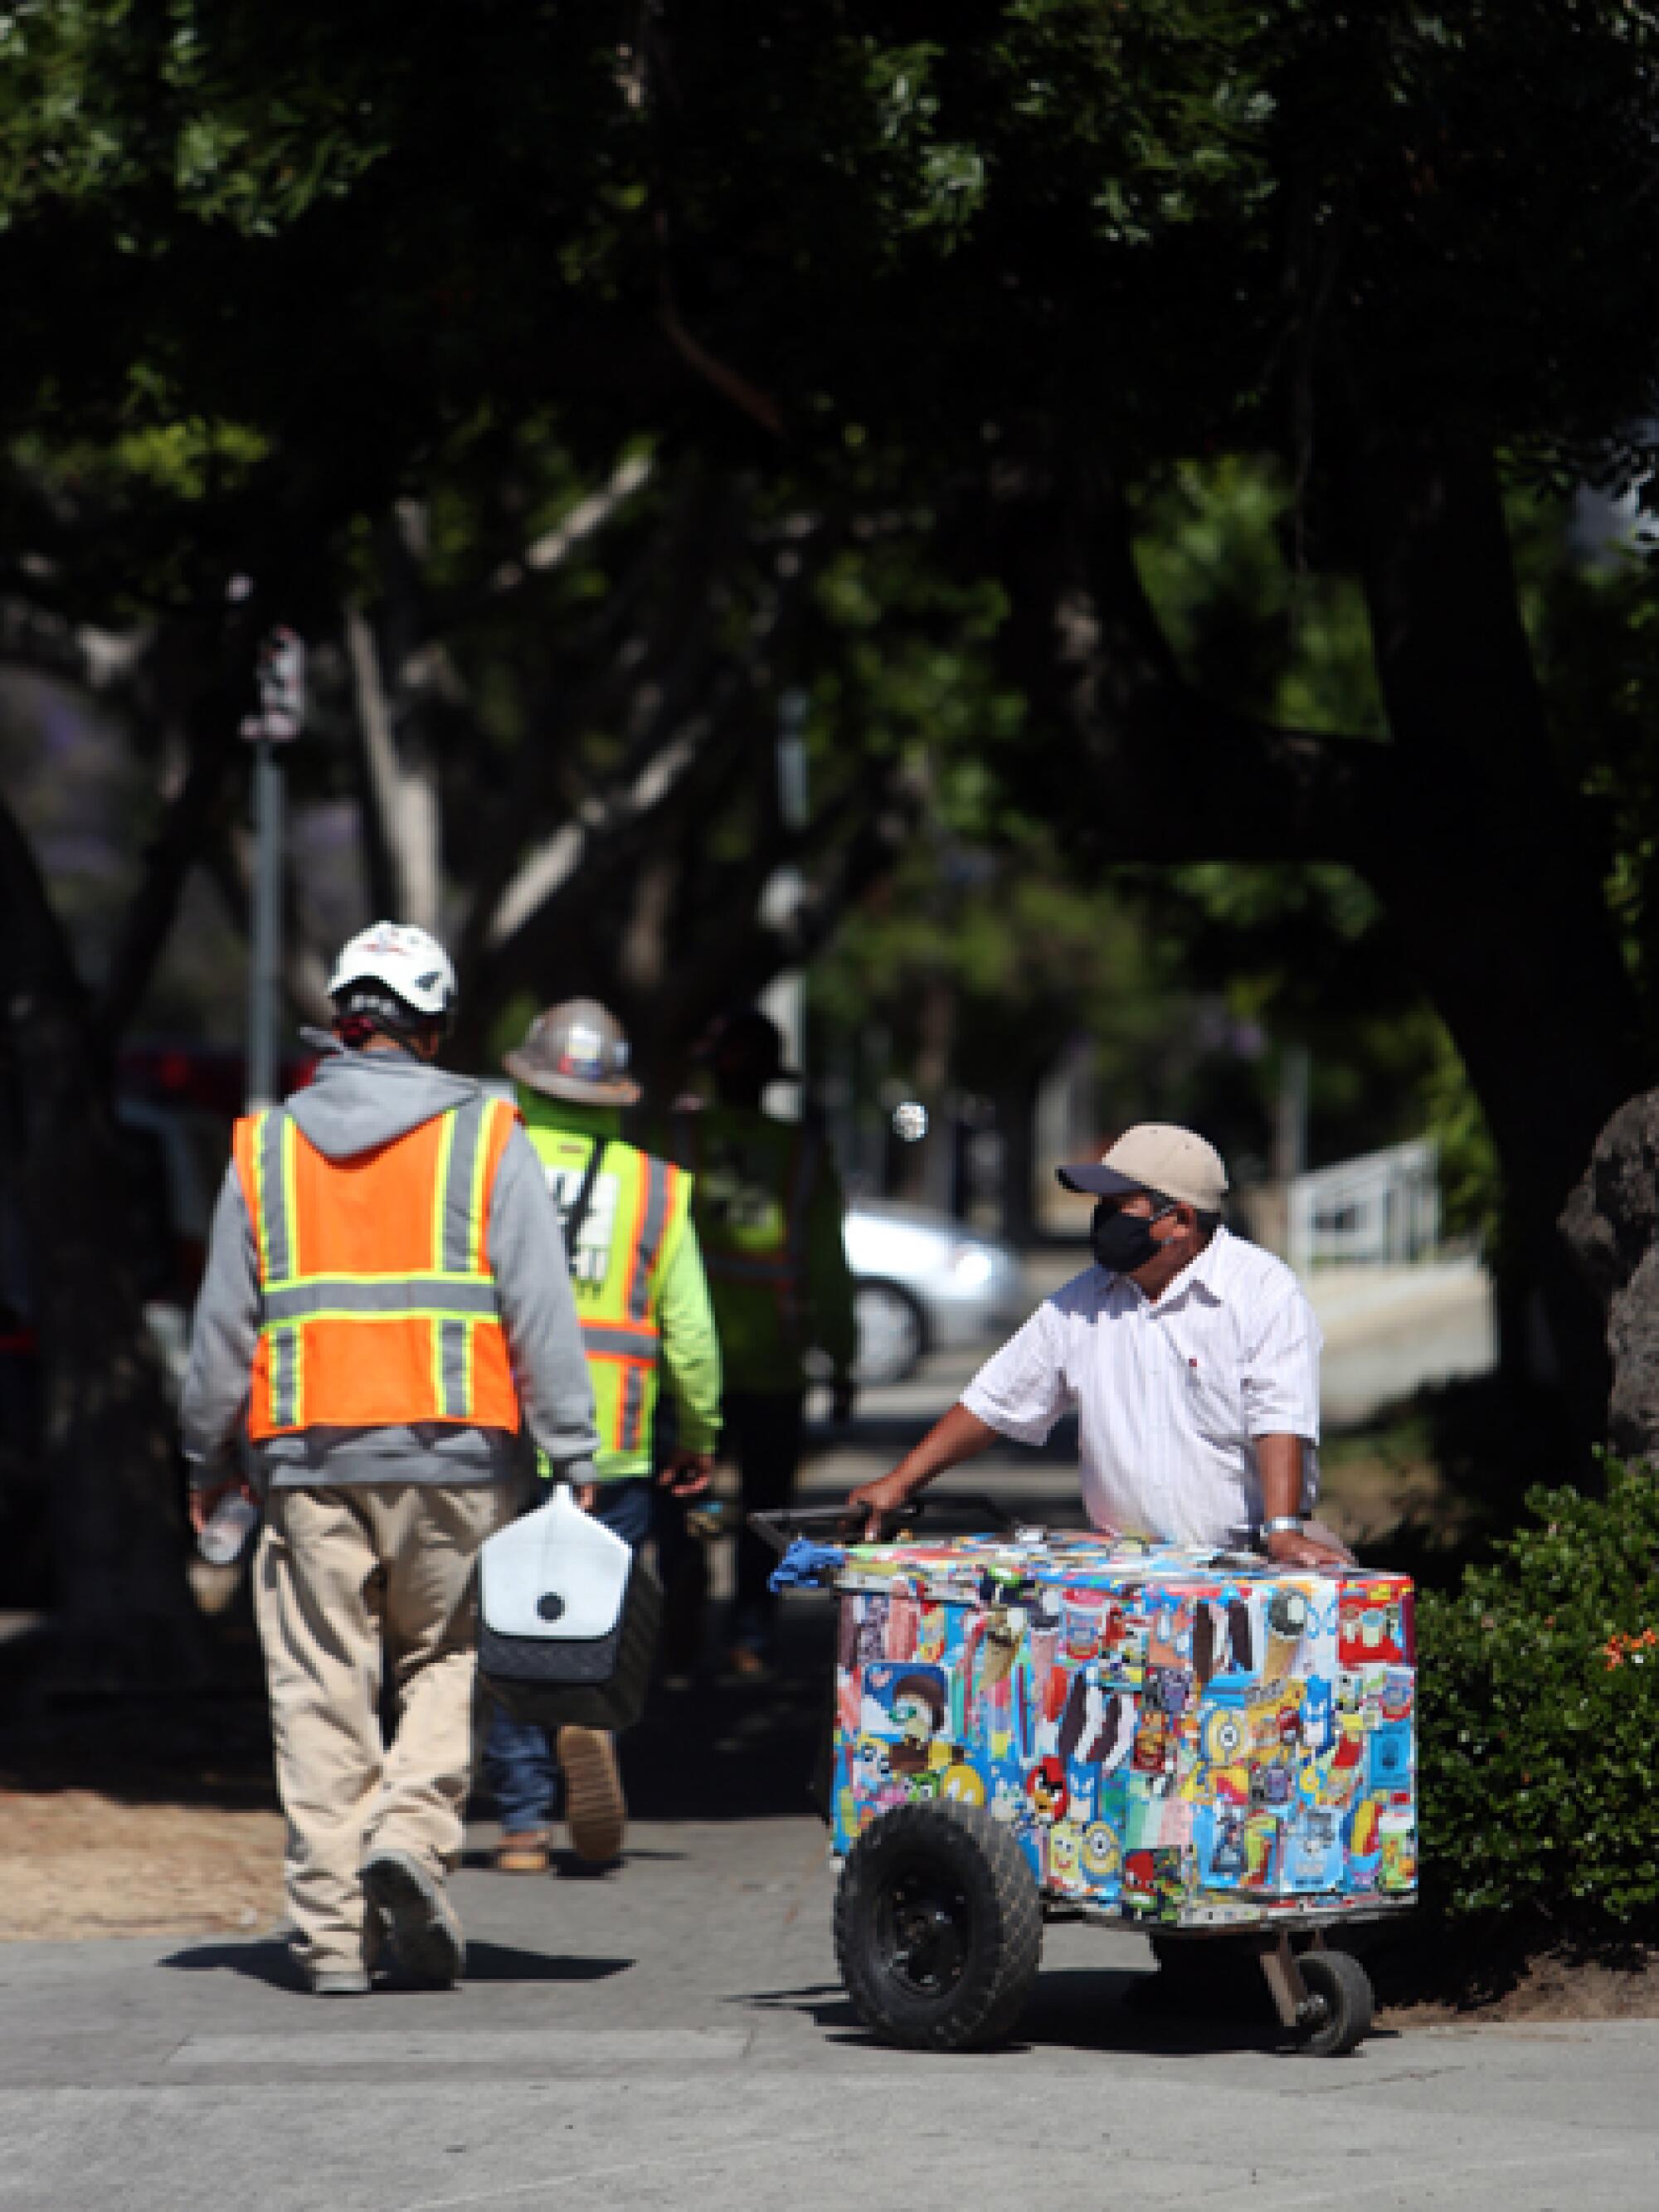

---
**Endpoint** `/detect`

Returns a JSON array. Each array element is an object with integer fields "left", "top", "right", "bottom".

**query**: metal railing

[{"left": 1287, "top": 1139, "right": 1439, "bottom": 1274}]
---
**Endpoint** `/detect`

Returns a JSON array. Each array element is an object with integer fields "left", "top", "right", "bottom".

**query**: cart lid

[{"left": 824, "top": 1532, "right": 1411, "bottom": 1602}]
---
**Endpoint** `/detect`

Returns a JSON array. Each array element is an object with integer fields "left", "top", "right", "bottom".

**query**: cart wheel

[
  {"left": 834, "top": 1802, "right": 1042, "bottom": 2052},
  {"left": 1292, "top": 1949, "right": 1374, "bottom": 2057}
]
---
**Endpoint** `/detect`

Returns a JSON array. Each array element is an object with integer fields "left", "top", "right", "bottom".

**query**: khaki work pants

[{"left": 254, "top": 1480, "right": 511, "bottom": 1975}]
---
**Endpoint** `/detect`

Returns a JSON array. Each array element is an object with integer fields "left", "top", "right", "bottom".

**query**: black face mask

[{"left": 1091, "top": 1200, "right": 1173, "bottom": 1274}]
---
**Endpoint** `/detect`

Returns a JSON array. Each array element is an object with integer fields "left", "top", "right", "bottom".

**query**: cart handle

[{"left": 747, "top": 1494, "right": 1022, "bottom": 1558}]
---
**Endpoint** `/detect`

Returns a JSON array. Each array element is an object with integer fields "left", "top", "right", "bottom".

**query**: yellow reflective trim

[{"left": 431, "top": 1110, "right": 459, "bottom": 1272}]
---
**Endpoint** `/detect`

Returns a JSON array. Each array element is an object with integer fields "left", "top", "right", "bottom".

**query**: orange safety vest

[{"left": 231, "top": 1095, "right": 522, "bottom": 1439}]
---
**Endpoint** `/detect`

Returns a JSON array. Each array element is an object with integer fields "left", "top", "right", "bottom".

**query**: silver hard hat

[{"left": 503, "top": 998, "right": 641, "bottom": 1106}]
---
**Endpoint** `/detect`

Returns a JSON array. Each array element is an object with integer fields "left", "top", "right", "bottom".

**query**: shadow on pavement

[
  {"left": 742, "top": 1966, "right": 1401, "bottom": 2061},
  {"left": 160, "top": 1937, "right": 304, "bottom": 1991},
  {"left": 159, "top": 1935, "right": 633, "bottom": 1988},
  {"left": 455, "top": 1940, "right": 633, "bottom": 1984}
]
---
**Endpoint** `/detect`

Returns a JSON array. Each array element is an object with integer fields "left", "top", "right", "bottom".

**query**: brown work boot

[
  {"left": 494, "top": 1830, "right": 552, "bottom": 1876},
  {"left": 557, "top": 1726, "right": 625, "bottom": 1864}
]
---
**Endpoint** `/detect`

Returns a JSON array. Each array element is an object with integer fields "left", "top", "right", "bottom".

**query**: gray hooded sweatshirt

[{"left": 180, "top": 1040, "right": 600, "bottom": 1490}]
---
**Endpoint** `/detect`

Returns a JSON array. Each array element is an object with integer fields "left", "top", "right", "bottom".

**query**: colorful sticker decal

[{"left": 828, "top": 1536, "right": 1417, "bottom": 1928}]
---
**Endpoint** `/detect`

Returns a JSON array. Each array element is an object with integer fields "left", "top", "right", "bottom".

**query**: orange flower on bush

[{"left": 1602, "top": 1628, "right": 1659, "bottom": 1670}]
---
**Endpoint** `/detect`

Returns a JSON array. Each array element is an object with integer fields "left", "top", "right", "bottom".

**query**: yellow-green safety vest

[{"left": 525, "top": 1124, "right": 693, "bottom": 1473}]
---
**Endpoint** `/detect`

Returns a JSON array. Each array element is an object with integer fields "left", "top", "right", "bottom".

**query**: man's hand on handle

[
  {"left": 843, "top": 1401, "right": 1000, "bottom": 1540},
  {"left": 845, "top": 1467, "right": 927, "bottom": 1541}
]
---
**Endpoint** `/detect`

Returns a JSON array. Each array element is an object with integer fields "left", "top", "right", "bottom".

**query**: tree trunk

[
  {"left": 0, "top": 795, "right": 204, "bottom": 1687},
  {"left": 988, "top": 437, "right": 1647, "bottom": 1456},
  {"left": 994, "top": 1064, "right": 1043, "bottom": 1247},
  {"left": 1350, "top": 439, "right": 1645, "bottom": 1442}
]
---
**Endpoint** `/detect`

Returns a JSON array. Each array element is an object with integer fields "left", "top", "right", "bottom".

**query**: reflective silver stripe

[
  {"left": 258, "top": 1111, "right": 291, "bottom": 1283},
  {"left": 440, "top": 1098, "right": 488, "bottom": 1274},
  {"left": 582, "top": 1321, "right": 658, "bottom": 1359},
  {"left": 437, "top": 1318, "right": 470, "bottom": 1419},
  {"left": 629, "top": 1160, "right": 671, "bottom": 1323},
  {"left": 263, "top": 1277, "right": 501, "bottom": 1323},
  {"left": 620, "top": 1362, "right": 647, "bottom": 1452},
  {"left": 269, "top": 1324, "right": 300, "bottom": 1428}
]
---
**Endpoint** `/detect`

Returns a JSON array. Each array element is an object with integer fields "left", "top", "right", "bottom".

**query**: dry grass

[{"left": 0, "top": 1785, "right": 285, "bottom": 1942}]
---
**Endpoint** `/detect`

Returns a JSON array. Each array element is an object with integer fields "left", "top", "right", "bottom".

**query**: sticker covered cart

[{"left": 764, "top": 1515, "right": 1415, "bottom": 2056}]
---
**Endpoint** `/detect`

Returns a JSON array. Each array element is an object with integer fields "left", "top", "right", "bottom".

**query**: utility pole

[
  {"left": 240, "top": 627, "right": 306, "bottom": 1111},
  {"left": 759, "top": 687, "right": 810, "bottom": 1117}
]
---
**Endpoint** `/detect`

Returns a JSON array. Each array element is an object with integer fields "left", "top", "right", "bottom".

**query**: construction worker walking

[
  {"left": 483, "top": 999, "right": 721, "bottom": 1874},
  {"left": 669, "top": 1008, "right": 858, "bottom": 1676},
  {"left": 181, "top": 925, "right": 599, "bottom": 1996}
]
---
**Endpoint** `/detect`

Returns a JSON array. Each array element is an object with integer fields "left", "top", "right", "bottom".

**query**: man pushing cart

[
  {"left": 758, "top": 1125, "right": 1415, "bottom": 2056},
  {"left": 848, "top": 1124, "right": 1345, "bottom": 1570}
]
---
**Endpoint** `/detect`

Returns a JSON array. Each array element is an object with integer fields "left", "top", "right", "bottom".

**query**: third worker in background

[
  {"left": 670, "top": 1009, "right": 858, "bottom": 1678},
  {"left": 482, "top": 999, "right": 721, "bottom": 1874}
]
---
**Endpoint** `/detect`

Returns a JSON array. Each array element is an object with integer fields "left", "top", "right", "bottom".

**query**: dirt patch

[
  {"left": 0, "top": 1786, "right": 285, "bottom": 1942},
  {"left": 1380, "top": 1942, "right": 1659, "bottom": 2027}
]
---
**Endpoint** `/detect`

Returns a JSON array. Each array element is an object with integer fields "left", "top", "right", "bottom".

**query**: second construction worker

[
  {"left": 482, "top": 999, "right": 721, "bottom": 1874},
  {"left": 670, "top": 1009, "right": 858, "bottom": 1676}
]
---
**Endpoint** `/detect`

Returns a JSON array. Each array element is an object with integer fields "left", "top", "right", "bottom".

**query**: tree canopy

[{"left": 7, "top": 2, "right": 1659, "bottom": 1668}]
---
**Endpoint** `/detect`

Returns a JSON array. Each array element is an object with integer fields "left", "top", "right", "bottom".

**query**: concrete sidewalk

[{"left": 2, "top": 1810, "right": 1654, "bottom": 2212}]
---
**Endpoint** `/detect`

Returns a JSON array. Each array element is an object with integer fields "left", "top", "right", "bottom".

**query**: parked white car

[{"left": 842, "top": 1198, "right": 1027, "bottom": 1386}]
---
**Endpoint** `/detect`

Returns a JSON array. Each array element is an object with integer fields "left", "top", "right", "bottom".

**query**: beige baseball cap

[{"left": 1057, "top": 1123, "right": 1229, "bottom": 1212}]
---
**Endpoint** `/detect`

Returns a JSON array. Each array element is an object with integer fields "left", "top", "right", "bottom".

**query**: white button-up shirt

[{"left": 960, "top": 1226, "right": 1322, "bottom": 1546}]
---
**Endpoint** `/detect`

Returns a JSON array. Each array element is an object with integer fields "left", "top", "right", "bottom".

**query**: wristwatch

[{"left": 1258, "top": 1514, "right": 1307, "bottom": 1544}]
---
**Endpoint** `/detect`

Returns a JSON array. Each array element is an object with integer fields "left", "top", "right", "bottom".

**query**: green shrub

[{"left": 1418, "top": 1457, "right": 1659, "bottom": 1932}]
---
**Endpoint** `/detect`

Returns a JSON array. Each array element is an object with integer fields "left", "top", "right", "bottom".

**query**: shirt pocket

[{"left": 1172, "top": 1342, "right": 1244, "bottom": 1445}]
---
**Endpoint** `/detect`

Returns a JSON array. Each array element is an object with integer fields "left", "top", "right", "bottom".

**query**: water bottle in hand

[{"left": 198, "top": 1493, "right": 260, "bottom": 1566}]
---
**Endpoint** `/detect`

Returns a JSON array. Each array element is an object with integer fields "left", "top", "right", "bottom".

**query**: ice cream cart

[{"left": 761, "top": 1513, "right": 1416, "bottom": 2056}]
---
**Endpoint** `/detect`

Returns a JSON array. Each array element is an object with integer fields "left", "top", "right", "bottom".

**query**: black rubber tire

[
  {"left": 834, "top": 1802, "right": 1043, "bottom": 2052},
  {"left": 1292, "top": 1948, "right": 1374, "bottom": 2057}
]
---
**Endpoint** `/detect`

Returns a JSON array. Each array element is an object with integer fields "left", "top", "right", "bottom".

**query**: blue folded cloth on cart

[{"left": 769, "top": 1539, "right": 847, "bottom": 1591}]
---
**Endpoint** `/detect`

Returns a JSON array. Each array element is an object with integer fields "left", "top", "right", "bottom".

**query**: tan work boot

[
  {"left": 557, "top": 1726, "right": 625, "bottom": 1864},
  {"left": 494, "top": 1830, "right": 552, "bottom": 1876}
]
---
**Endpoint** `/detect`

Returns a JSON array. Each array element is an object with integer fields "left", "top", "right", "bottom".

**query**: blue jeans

[{"left": 481, "top": 1477, "right": 653, "bottom": 1834}]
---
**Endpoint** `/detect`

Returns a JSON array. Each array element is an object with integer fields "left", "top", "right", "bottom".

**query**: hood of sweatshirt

[{"left": 285, "top": 1037, "right": 487, "bottom": 1160}]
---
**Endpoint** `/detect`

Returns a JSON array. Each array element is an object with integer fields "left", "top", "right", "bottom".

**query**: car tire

[
  {"left": 834, "top": 1802, "right": 1043, "bottom": 2051},
  {"left": 853, "top": 1280, "right": 927, "bottom": 1387}
]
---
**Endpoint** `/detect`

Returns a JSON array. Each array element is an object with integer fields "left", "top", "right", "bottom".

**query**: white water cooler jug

[{"left": 479, "top": 1485, "right": 661, "bottom": 1732}]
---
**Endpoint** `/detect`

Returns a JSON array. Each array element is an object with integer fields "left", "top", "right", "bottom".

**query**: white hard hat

[{"left": 328, "top": 922, "right": 457, "bottom": 1017}]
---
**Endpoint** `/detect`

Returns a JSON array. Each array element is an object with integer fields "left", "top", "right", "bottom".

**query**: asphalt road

[
  {"left": 3, "top": 1792, "right": 1656, "bottom": 2212},
  {"left": 8, "top": 1285, "right": 1634, "bottom": 2212},
  {"left": 5, "top": 1534, "right": 1655, "bottom": 2212}
]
